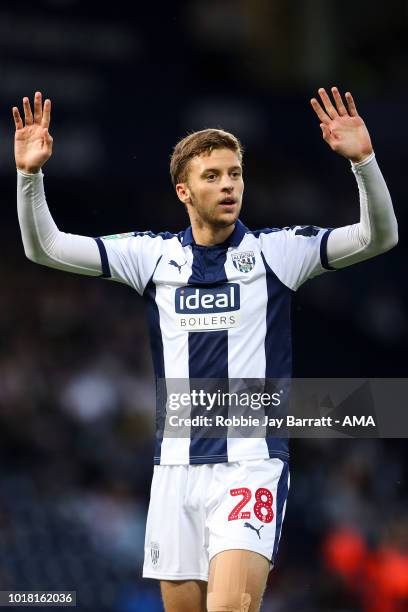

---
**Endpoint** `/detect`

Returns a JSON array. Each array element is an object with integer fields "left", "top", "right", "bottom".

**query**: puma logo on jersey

[
  {"left": 169, "top": 259, "right": 187, "bottom": 273},
  {"left": 244, "top": 522, "right": 264, "bottom": 539}
]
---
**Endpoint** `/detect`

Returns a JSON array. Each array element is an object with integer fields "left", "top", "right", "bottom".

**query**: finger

[
  {"left": 320, "top": 123, "right": 331, "bottom": 141},
  {"left": 331, "top": 87, "right": 348, "bottom": 116},
  {"left": 310, "top": 98, "right": 331, "bottom": 124},
  {"left": 12, "top": 106, "right": 23, "bottom": 130},
  {"left": 345, "top": 91, "right": 359, "bottom": 117},
  {"left": 42, "top": 98, "right": 51, "bottom": 128},
  {"left": 33, "top": 91, "right": 42, "bottom": 124},
  {"left": 318, "top": 87, "right": 338, "bottom": 119},
  {"left": 23, "top": 97, "right": 33, "bottom": 125}
]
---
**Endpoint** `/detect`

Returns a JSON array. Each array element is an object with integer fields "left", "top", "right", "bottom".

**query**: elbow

[
  {"left": 23, "top": 246, "right": 49, "bottom": 266},
  {"left": 23, "top": 246, "right": 39, "bottom": 263},
  {"left": 387, "top": 232, "right": 399, "bottom": 251},
  {"left": 380, "top": 222, "right": 399, "bottom": 253},
  {"left": 371, "top": 228, "right": 399, "bottom": 256}
]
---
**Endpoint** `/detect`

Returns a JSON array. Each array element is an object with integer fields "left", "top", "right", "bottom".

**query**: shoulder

[
  {"left": 244, "top": 227, "right": 283, "bottom": 239},
  {"left": 283, "top": 225, "right": 323, "bottom": 237},
  {"left": 99, "top": 230, "right": 182, "bottom": 247},
  {"left": 101, "top": 230, "right": 180, "bottom": 241},
  {"left": 246, "top": 225, "right": 324, "bottom": 240},
  {"left": 133, "top": 230, "right": 182, "bottom": 241}
]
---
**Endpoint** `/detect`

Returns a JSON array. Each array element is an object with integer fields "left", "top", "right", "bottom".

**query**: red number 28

[{"left": 228, "top": 487, "right": 274, "bottom": 523}]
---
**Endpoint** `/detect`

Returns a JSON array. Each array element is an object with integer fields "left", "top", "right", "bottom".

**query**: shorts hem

[
  {"left": 143, "top": 571, "right": 208, "bottom": 582},
  {"left": 209, "top": 543, "right": 271, "bottom": 565}
]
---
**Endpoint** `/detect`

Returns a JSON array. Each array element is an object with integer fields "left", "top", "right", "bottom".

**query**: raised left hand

[
  {"left": 13, "top": 92, "right": 53, "bottom": 174},
  {"left": 310, "top": 87, "right": 373, "bottom": 163}
]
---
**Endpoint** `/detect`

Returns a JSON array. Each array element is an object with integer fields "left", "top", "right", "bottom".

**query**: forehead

[{"left": 189, "top": 148, "right": 241, "bottom": 174}]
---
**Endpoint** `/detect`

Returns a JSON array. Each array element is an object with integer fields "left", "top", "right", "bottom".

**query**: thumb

[
  {"left": 320, "top": 123, "right": 330, "bottom": 141},
  {"left": 44, "top": 128, "right": 53, "bottom": 145}
]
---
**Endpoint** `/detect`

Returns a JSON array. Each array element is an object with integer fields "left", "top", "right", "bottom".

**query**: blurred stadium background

[{"left": 0, "top": 1, "right": 407, "bottom": 610}]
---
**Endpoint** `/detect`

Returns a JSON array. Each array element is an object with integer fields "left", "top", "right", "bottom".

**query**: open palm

[
  {"left": 311, "top": 87, "right": 373, "bottom": 163},
  {"left": 13, "top": 92, "right": 53, "bottom": 173}
]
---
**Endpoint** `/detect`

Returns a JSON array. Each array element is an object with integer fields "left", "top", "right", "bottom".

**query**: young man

[{"left": 15, "top": 89, "right": 397, "bottom": 612}]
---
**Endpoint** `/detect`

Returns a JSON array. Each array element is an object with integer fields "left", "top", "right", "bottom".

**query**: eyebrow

[{"left": 200, "top": 166, "right": 242, "bottom": 175}]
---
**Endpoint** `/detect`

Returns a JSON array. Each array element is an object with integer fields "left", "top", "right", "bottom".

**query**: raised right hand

[{"left": 13, "top": 92, "right": 53, "bottom": 174}]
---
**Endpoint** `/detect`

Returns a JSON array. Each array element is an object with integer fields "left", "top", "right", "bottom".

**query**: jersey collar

[{"left": 181, "top": 219, "right": 248, "bottom": 248}]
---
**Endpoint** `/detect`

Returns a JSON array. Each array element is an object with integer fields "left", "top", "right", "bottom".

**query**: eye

[
  {"left": 206, "top": 174, "right": 216, "bottom": 181},
  {"left": 231, "top": 171, "right": 242, "bottom": 178}
]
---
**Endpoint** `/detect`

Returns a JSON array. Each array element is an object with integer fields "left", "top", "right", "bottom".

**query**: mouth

[{"left": 219, "top": 197, "right": 237, "bottom": 208}]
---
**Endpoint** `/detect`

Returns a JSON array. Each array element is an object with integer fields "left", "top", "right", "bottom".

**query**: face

[{"left": 176, "top": 148, "right": 244, "bottom": 229}]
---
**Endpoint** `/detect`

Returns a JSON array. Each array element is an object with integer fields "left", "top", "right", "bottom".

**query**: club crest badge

[
  {"left": 151, "top": 541, "right": 160, "bottom": 567},
  {"left": 231, "top": 251, "right": 256, "bottom": 273}
]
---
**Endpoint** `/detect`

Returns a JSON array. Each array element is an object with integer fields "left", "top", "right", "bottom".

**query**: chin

[
  {"left": 216, "top": 209, "right": 240, "bottom": 224},
  {"left": 214, "top": 215, "right": 237, "bottom": 228}
]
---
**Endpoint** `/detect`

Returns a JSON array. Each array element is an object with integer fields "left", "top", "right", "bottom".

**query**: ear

[{"left": 176, "top": 182, "right": 192, "bottom": 206}]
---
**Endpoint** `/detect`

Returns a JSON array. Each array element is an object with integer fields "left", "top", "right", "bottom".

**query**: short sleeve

[
  {"left": 93, "top": 231, "right": 165, "bottom": 295},
  {"left": 259, "top": 225, "right": 335, "bottom": 291}
]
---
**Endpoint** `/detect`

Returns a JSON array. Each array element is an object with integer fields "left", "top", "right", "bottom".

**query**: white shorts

[{"left": 143, "top": 458, "right": 289, "bottom": 581}]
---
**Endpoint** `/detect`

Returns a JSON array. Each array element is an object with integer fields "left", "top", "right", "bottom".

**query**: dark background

[{"left": 0, "top": 1, "right": 406, "bottom": 610}]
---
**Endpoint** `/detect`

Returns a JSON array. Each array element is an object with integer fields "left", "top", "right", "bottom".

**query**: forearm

[
  {"left": 17, "top": 169, "right": 102, "bottom": 275},
  {"left": 327, "top": 154, "right": 398, "bottom": 268}
]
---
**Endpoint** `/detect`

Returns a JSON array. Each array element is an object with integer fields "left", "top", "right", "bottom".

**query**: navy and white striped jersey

[{"left": 95, "top": 220, "right": 334, "bottom": 465}]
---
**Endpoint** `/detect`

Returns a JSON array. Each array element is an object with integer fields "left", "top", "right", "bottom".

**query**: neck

[{"left": 190, "top": 221, "right": 235, "bottom": 247}]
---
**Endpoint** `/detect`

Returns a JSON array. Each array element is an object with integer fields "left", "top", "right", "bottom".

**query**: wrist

[
  {"left": 350, "top": 152, "right": 376, "bottom": 170},
  {"left": 17, "top": 167, "right": 43, "bottom": 178},
  {"left": 348, "top": 150, "right": 374, "bottom": 164},
  {"left": 16, "top": 165, "right": 41, "bottom": 175}
]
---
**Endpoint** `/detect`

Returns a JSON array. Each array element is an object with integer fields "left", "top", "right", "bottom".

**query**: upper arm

[
  {"left": 326, "top": 224, "right": 367, "bottom": 269},
  {"left": 259, "top": 225, "right": 334, "bottom": 291},
  {"left": 327, "top": 221, "right": 398, "bottom": 269},
  {"left": 31, "top": 231, "right": 103, "bottom": 276},
  {"left": 95, "top": 231, "right": 166, "bottom": 294}
]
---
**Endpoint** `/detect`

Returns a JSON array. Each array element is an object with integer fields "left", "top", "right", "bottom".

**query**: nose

[{"left": 221, "top": 176, "right": 234, "bottom": 192}]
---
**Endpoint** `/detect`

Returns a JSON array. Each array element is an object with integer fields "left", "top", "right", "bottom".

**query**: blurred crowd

[
  {"left": 0, "top": 266, "right": 406, "bottom": 611},
  {"left": 0, "top": 0, "right": 407, "bottom": 610}
]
